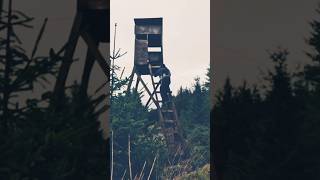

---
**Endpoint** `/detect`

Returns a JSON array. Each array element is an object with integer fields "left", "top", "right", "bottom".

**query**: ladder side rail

[{"left": 171, "top": 101, "right": 187, "bottom": 150}]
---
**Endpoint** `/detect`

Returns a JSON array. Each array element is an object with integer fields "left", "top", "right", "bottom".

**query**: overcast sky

[
  {"left": 12, "top": 0, "right": 210, "bottom": 96},
  {"left": 111, "top": 0, "right": 210, "bottom": 94},
  {"left": 11, "top": 0, "right": 320, "bottom": 93},
  {"left": 213, "top": 0, "right": 319, "bottom": 90}
]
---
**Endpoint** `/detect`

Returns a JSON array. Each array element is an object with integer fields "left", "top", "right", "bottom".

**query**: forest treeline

[{"left": 213, "top": 5, "right": 320, "bottom": 180}]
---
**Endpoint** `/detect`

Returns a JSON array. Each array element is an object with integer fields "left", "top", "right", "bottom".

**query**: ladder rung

[
  {"left": 165, "top": 129, "right": 178, "bottom": 134},
  {"left": 165, "top": 128, "right": 175, "bottom": 133},
  {"left": 164, "top": 120, "right": 175, "bottom": 123},
  {"left": 162, "top": 110, "right": 174, "bottom": 113}
]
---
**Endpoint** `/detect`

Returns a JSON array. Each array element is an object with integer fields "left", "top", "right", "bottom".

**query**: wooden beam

[
  {"left": 135, "top": 77, "right": 140, "bottom": 90},
  {"left": 126, "top": 68, "right": 135, "bottom": 94},
  {"left": 138, "top": 76, "right": 160, "bottom": 110},
  {"left": 80, "top": 44, "right": 98, "bottom": 96},
  {"left": 81, "top": 31, "right": 110, "bottom": 79},
  {"left": 145, "top": 83, "right": 160, "bottom": 108},
  {"left": 53, "top": 13, "right": 82, "bottom": 105},
  {"left": 0, "top": 0, "right": 3, "bottom": 21}
]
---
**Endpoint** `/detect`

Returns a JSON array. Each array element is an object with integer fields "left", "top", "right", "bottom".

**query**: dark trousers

[{"left": 160, "top": 78, "right": 171, "bottom": 103}]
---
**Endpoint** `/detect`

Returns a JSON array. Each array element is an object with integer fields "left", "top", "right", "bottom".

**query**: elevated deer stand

[
  {"left": 127, "top": 18, "right": 186, "bottom": 158},
  {"left": 53, "top": 0, "right": 110, "bottom": 104}
]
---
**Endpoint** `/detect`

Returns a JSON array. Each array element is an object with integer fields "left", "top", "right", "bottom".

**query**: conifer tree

[
  {"left": 0, "top": 2, "right": 109, "bottom": 179},
  {"left": 305, "top": 4, "right": 320, "bottom": 90}
]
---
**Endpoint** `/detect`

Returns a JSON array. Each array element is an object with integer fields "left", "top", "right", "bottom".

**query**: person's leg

[
  {"left": 167, "top": 79, "right": 172, "bottom": 100},
  {"left": 160, "top": 84, "right": 167, "bottom": 103}
]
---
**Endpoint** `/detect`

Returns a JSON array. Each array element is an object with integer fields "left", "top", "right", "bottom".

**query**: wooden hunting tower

[
  {"left": 51, "top": 0, "right": 111, "bottom": 176},
  {"left": 134, "top": 18, "right": 163, "bottom": 75},
  {"left": 53, "top": 0, "right": 110, "bottom": 104},
  {"left": 128, "top": 18, "right": 187, "bottom": 158}
]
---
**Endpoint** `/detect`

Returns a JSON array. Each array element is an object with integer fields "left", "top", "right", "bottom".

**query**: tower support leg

[
  {"left": 53, "top": 13, "right": 82, "bottom": 107},
  {"left": 126, "top": 68, "right": 135, "bottom": 93},
  {"left": 81, "top": 31, "right": 110, "bottom": 78},
  {"left": 80, "top": 43, "right": 98, "bottom": 96}
]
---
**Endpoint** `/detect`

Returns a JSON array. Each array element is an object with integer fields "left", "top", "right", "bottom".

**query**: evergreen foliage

[
  {"left": 0, "top": 3, "right": 108, "bottom": 179},
  {"left": 109, "top": 57, "right": 211, "bottom": 179},
  {"left": 213, "top": 43, "right": 320, "bottom": 179}
]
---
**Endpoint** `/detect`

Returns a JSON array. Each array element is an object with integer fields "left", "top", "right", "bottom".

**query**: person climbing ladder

[{"left": 155, "top": 64, "right": 171, "bottom": 105}]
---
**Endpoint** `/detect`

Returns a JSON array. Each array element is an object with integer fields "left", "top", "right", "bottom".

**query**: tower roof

[
  {"left": 134, "top": 18, "right": 163, "bottom": 26},
  {"left": 78, "top": 0, "right": 110, "bottom": 10}
]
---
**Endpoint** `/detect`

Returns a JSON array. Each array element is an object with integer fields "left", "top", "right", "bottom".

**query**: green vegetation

[
  {"left": 0, "top": 3, "right": 108, "bottom": 180},
  {"left": 110, "top": 69, "right": 211, "bottom": 179},
  {"left": 178, "top": 164, "right": 210, "bottom": 180}
]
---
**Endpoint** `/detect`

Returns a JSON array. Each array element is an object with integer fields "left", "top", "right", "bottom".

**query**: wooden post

[
  {"left": 0, "top": 0, "right": 3, "bottom": 21},
  {"left": 81, "top": 31, "right": 110, "bottom": 78},
  {"left": 145, "top": 83, "right": 160, "bottom": 108},
  {"left": 80, "top": 45, "right": 97, "bottom": 96},
  {"left": 138, "top": 76, "right": 161, "bottom": 110},
  {"left": 53, "top": 13, "right": 82, "bottom": 105},
  {"left": 126, "top": 68, "right": 135, "bottom": 93}
]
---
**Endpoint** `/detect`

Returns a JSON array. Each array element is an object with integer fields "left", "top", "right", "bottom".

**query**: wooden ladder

[{"left": 148, "top": 65, "right": 186, "bottom": 157}]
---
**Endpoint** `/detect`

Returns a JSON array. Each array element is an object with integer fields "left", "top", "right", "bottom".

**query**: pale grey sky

[
  {"left": 111, "top": 0, "right": 210, "bottom": 94},
  {"left": 13, "top": 0, "right": 318, "bottom": 95},
  {"left": 213, "top": 0, "right": 319, "bottom": 90}
]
